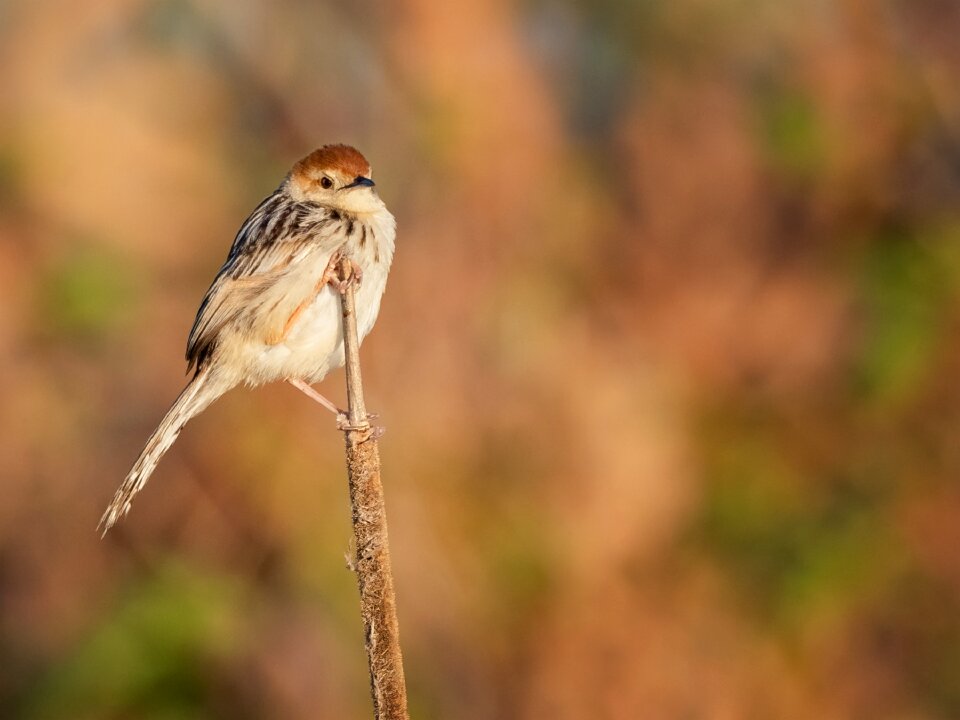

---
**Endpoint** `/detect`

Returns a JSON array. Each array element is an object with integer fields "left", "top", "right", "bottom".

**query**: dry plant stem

[{"left": 338, "top": 258, "right": 409, "bottom": 720}]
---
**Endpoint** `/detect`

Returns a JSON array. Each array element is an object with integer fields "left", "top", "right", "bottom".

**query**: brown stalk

[{"left": 338, "top": 258, "right": 409, "bottom": 720}]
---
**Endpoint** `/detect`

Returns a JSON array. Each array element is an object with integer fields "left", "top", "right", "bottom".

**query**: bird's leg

[
  {"left": 288, "top": 379, "right": 346, "bottom": 418},
  {"left": 288, "top": 379, "right": 381, "bottom": 427}
]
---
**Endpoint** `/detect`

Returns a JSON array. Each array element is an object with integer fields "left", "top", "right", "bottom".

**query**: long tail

[{"left": 99, "top": 368, "right": 229, "bottom": 535}]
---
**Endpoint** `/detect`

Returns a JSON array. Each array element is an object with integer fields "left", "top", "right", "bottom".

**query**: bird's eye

[{"left": 320, "top": 177, "right": 333, "bottom": 189}]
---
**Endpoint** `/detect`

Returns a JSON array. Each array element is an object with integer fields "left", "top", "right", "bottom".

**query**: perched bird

[{"left": 100, "top": 145, "right": 396, "bottom": 533}]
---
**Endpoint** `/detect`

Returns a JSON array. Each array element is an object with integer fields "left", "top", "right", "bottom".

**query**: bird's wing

[{"left": 186, "top": 193, "right": 344, "bottom": 372}]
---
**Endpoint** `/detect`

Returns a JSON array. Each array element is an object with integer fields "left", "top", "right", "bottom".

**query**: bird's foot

[
  {"left": 336, "top": 413, "right": 385, "bottom": 441},
  {"left": 320, "top": 252, "right": 362, "bottom": 293},
  {"left": 334, "top": 258, "right": 363, "bottom": 293},
  {"left": 320, "top": 254, "right": 342, "bottom": 290}
]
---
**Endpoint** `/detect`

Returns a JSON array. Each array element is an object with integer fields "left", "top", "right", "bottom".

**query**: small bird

[{"left": 100, "top": 144, "right": 396, "bottom": 533}]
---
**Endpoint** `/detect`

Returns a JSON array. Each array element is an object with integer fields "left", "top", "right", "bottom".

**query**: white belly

[{"left": 239, "top": 214, "right": 393, "bottom": 386}]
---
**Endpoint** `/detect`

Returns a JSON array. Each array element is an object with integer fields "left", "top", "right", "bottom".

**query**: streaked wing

[{"left": 186, "top": 191, "right": 344, "bottom": 371}]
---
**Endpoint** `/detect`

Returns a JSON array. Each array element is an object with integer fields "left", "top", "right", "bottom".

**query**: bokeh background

[{"left": 2, "top": 1, "right": 959, "bottom": 718}]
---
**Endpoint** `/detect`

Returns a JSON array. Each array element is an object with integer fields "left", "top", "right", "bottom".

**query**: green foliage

[
  {"left": 854, "top": 225, "right": 958, "bottom": 405},
  {"left": 39, "top": 244, "right": 140, "bottom": 343},
  {"left": 758, "top": 87, "right": 826, "bottom": 183},
  {"left": 0, "top": 142, "right": 24, "bottom": 207},
  {"left": 696, "top": 409, "right": 902, "bottom": 630},
  {"left": 21, "top": 564, "right": 246, "bottom": 720},
  {"left": 488, "top": 503, "right": 556, "bottom": 620}
]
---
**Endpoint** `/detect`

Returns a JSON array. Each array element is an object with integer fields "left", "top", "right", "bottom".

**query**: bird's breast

[{"left": 249, "top": 210, "right": 395, "bottom": 384}]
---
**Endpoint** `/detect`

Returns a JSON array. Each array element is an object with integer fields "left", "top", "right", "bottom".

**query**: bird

[{"left": 99, "top": 144, "right": 396, "bottom": 534}]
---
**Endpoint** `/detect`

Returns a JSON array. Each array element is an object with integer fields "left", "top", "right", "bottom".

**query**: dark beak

[{"left": 343, "top": 176, "right": 375, "bottom": 189}]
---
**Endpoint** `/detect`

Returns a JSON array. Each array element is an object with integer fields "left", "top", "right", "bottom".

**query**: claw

[
  {"left": 336, "top": 414, "right": 384, "bottom": 441},
  {"left": 323, "top": 254, "right": 363, "bottom": 295},
  {"left": 321, "top": 251, "right": 345, "bottom": 290}
]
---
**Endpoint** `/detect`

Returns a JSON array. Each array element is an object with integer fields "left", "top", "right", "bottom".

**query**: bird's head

[{"left": 287, "top": 144, "right": 383, "bottom": 214}]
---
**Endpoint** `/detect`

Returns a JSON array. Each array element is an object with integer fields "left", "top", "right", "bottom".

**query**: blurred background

[{"left": 1, "top": 0, "right": 959, "bottom": 718}]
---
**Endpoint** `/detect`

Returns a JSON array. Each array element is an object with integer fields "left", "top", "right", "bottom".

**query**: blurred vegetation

[{"left": 1, "top": 0, "right": 959, "bottom": 718}]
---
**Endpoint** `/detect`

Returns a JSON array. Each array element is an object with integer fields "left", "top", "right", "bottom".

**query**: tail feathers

[{"left": 99, "top": 370, "right": 226, "bottom": 535}]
